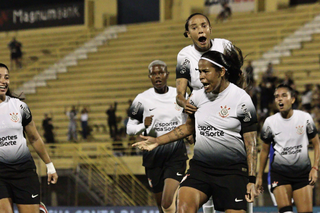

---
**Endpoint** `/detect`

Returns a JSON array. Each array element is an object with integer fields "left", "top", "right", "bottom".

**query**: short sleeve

[
  {"left": 260, "top": 118, "right": 273, "bottom": 144},
  {"left": 176, "top": 53, "right": 191, "bottom": 80},
  {"left": 306, "top": 114, "right": 318, "bottom": 140},
  {"left": 20, "top": 102, "right": 32, "bottom": 127},
  {"left": 127, "top": 95, "right": 144, "bottom": 123},
  {"left": 237, "top": 94, "right": 258, "bottom": 133}
]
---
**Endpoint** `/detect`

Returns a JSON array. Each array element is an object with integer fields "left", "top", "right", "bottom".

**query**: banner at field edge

[
  {"left": 205, "top": 0, "right": 255, "bottom": 15},
  {"left": 0, "top": 1, "right": 84, "bottom": 32},
  {"left": 12, "top": 206, "right": 320, "bottom": 213}
]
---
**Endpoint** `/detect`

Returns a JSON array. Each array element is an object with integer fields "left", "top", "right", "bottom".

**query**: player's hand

[
  {"left": 144, "top": 115, "right": 154, "bottom": 128},
  {"left": 245, "top": 183, "right": 260, "bottom": 203},
  {"left": 309, "top": 167, "right": 318, "bottom": 186},
  {"left": 185, "top": 135, "right": 194, "bottom": 144},
  {"left": 184, "top": 102, "right": 198, "bottom": 115},
  {"left": 255, "top": 176, "right": 264, "bottom": 194},
  {"left": 48, "top": 172, "right": 58, "bottom": 185},
  {"left": 132, "top": 135, "right": 158, "bottom": 151}
]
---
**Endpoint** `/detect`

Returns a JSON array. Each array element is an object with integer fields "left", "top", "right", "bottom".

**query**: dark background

[{"left": 0, "top": 0, "right": 82, "bottom": 9}]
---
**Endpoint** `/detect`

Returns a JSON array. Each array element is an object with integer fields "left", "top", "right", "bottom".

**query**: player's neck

[
  {"left": 280, "top": 109, "right": 293, "bottom": 119},
  {"left": 154, "top": 86, "right": 168, "bottom": 94}
]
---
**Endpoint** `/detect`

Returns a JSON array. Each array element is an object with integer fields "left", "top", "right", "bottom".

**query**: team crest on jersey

[
  {"left": 148, "top": 178, "right": 153, "bottom": 188},
  {"left": 219, "top": 105, "right": 230, "bottom": 118},
  {"left": 296, "top": 125, "right": 304, "bottom": 135},
  {"left": 10, "top": 112, "right": 19, "bottom": 122},
  {"left": 174, "top": 102, "right": 183, "bottom": 111},
  {"left": 272, "top": 181, "right": 278, "bottom": 188}
]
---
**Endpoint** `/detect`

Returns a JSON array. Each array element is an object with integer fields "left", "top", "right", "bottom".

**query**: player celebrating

[
  {"left": 127, "top": 60, "right": 188, "bottom": 213},
  {"left": 257, "top": 84, "right": 320, "bottom": 213},
  {"left": 0, "top": 63, "right": 58, "bottom": 213}
]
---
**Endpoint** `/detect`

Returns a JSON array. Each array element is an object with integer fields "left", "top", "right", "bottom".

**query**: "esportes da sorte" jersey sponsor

[
  {"left": 127, "top": 86, "right": 188, "bottom": 168},
  {"left": 0, "top": 96, "right": 33, "bottom": 164},
  {"left": 189, "top": 83, "right": 257, "bottom": 170},
  {"left": 260, "top": 110, "right": 317, "bottom": 177}
]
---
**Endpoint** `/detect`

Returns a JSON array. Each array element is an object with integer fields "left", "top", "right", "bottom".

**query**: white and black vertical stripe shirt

[{"left": 260, "top": 110, "right": 317, "bottom": 177}]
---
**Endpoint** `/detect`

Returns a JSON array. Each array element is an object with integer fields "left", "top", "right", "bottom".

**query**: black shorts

[
  {"left": 145, "top": 160, "right": 186, "bottom": 193},
  {"left": 270, "top": 171, "right": 310, "bottom": 192},
  {"left": 180, "top": 166, "right": 247, "bottom": 211},
  {"left": 0, "top": 170, "right": 40, "bottom": 204}
]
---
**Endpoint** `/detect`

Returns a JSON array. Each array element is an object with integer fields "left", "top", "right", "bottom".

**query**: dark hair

[
  {"left": 184, "top": 13, "right": 211, "bottom": 38},
  {"left": 275, "top": 83, "right": 295, "bottom": 98},
  {"left": 0, "top": 63, "right": 25, "bottom": 100},
  {"left": 200, "top": 44, "right": 245, "bottom": 88}
]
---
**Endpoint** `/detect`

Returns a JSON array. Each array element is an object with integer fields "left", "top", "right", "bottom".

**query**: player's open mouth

[
  {"left": 0, "top": 85, "right": 7, "bottom": 90},
  {"left": 202, "top": 83, "right": 210, "bottom": 90},
  {"left": 278, "top": 103, "right": 284, "bottom": 108},
  {"left": 198, "top": 36, "right": 207, "bottom": 44}
]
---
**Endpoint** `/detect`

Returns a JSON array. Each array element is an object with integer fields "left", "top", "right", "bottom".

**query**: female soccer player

[
  {"left": 127, "top": 60, "right": 188, "bottom": 213},
  {"left": 257, "top": 84, "right": 320, "bottom": 213},
  {"left": 0, "top": 63, "right": 58, "bottom": 213},
  {"left": 133, "top": 44, "right": 260, "bottom": 212}
]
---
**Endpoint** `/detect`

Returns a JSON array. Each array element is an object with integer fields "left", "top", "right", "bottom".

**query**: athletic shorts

[
  {"left": 270, "top": 171, "right": 310, "bottom": 192},
  {"left": 180, "top": 166, "right": 247, "bottom": 211},
  {"left": 0, "top": 170, "right": 40, "bottom": 204},
  {"left": 145, "top": 160, "right": 186, "bottom": 193}
]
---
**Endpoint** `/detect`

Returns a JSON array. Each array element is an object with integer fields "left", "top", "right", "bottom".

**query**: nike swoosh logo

[
  {"left": 149, "top": 108, "right": 156, "bottom": 111},
  {"left": 235, "top": 198, "right": 243, "bottom": 202},
  {"left": 176, "top": 172, "right": 183, "bottom": 176},
  {"left": 32, "top": 194, "right": 39, "bottom": 198}
]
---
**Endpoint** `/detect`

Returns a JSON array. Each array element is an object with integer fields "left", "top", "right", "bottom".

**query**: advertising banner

[{"left": 0, "top": 1, "right": 84, "bottom": 32}]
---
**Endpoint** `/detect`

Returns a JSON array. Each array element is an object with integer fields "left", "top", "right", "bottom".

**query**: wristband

[
  {"left": 312, "top": 166, "right": 319, "bottom": 171},
  {"left": 248, "top": 176, "right": 256, "bottom": 183},
  {"left": 46, "top": 162, "right": 56, "bottom": 174}
]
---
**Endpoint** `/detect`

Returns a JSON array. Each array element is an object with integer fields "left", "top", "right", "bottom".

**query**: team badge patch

[
  {"left": 219, "top": 105, "right": 230, "bottom": 118},
  {"left": 296, "top": 125, "right": 304, "bottom": 135},
  {"left": 10, "top": 112, "right": 19, "bottom": 122}
]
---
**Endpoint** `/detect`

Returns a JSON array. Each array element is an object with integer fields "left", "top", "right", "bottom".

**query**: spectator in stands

[
  {"left": 106, "top": 101, "right": 118, "bottom": 140},
  {"left": 301, "top": 83, "right": 313, "bottom": 114},
  {"left": 215, "top": 2, "right": 232, "bottom": 23},
  {"left": 245, "top": 60, "right": 254, "bottom": 85},
  {"left": 65, "top": 105, "right": 78, "bottom": 142},
  {"left": 8, "top": 37, "right": 22, "bottom": 70},
  {"left": 127, "top": 60, "right": 188, "bottom": 213},
  {"left": 176, "top": 12, "right": 232, "bottom": 213},
  {"left": 282, "top": 71, "right": 294, "bottom": 86},
  {"left": 257, "top": 84, "right": 319, "bottom": 213},
  {"left": 0, "top": 63, "right": 58, "bottom": 213},
  {"left": 42, "top": 112, "right": 55, "bottom": 144},
  {"left": 80, "top": 106, "right": 90, "bottom": 140}
]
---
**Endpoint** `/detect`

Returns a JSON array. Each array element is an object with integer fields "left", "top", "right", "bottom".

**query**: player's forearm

[
  {"left": 31, "top": 138, "right": 52, "bottom": 164},
  {"left": 243, "top": 131, "right": 257, "bottom": 176},
  {"left": 157, "top": 124, "right": 193, "bottom": 145},
  {"left": 176, "top": 94, "right": 187, "bottom": 108},
  {"left": 257, "top": 144, "right": 270, "bottom": 178},
  {"left": 311, "top": 136, "right": 320, "bottom": 169}
]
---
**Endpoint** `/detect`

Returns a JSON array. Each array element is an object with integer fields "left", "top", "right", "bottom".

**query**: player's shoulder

[
  {"left": 6, "top": 96, "right": 24, "bottom": 105},
  {"left": 177, "top": 45, "right": 193, "bottom": 56},
  {"left": 293, "top": 110, "right": 311, "bottom": 119}
]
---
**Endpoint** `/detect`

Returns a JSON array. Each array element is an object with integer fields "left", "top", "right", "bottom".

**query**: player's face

[
  {"left": 274, "top": 87, "right": 295, "bottom": 112},
  {"left": 186, "top": 15, "right": 212, "bottom": 52},
  {"left": 0, "top": 67, "right": 9, "bottom": 100},
  {"left": 149, "top": 65, "right": 169, "bottom": 92},
  {"left": 198, "top": 59, "right": 225, "bottom": 94}
]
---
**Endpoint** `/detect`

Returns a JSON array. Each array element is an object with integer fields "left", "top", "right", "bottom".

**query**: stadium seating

[{"left": 6, "top": 3, "right": 320, "bottom": 146}]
